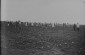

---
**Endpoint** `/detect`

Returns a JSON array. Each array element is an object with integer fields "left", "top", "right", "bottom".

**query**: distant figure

[
  {"left": 52, "top": 23, "right": 54, "bottom": 27},
  {"left": 76, "top": 23, "right": 80, "bottom": 31},
  {"left": 73, "top": 24, "right": 76, "bottom": 31}
]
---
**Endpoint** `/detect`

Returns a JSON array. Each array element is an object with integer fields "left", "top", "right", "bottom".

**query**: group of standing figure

[
  {"left": 73, "top": 23, "right": 80, "bottom": 31},
  {"left": 6, "top": 21, "right": 80, "bottom": 31}
]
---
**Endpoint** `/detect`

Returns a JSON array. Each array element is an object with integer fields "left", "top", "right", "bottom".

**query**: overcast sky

[{"left": 1, "top": 0, "right": 85, "bottom": 24}]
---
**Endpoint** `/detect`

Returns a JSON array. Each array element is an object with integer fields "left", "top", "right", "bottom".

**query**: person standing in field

[
  {"left": 76, "top": 23, "right": 80, "bottom": 31},
  {"left": 73, "top": 24, "right": 76, "bottom": 31}
]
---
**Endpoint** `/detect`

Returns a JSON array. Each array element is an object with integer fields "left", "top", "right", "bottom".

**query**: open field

[{"left": 1, "top": 21, "right": 85, "bottom": 55}]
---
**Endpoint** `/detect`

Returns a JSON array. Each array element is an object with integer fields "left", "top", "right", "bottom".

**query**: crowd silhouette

[{"left": 2, "top": 20, "right": 80, "bottom": 31}]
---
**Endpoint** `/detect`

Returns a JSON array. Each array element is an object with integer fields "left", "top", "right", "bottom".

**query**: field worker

[
  {"left": 73, "top": 24, "right": 76, "bottom": 31},
  {"left": 76, "top": 23, "right": 80, "bottom": 31},
  {"left": 52, "top": 23, "right": 54, "bottom": 27},
  {"left": 25, "top": 22, "right": 28, "bottom": 26}
]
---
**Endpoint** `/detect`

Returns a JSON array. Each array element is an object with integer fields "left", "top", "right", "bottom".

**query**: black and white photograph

[{"left": 1, "top": 0, "right": 85, "bottom": 55}]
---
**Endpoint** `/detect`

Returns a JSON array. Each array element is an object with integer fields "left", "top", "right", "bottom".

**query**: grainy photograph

[{"left": 1, "top": 0, "right": 85, "bottom": 55}]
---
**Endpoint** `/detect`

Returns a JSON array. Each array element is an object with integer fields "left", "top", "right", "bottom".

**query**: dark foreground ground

[{"left": 1, "top": 21, "right": 85, "bottom": 55}]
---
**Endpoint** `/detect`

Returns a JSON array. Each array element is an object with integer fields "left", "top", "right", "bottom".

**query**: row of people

[
  {"left": 6, "top": 21, "right": 72, "bottom": 27},
  {"left": 6, "top": 21, "right": 80, "bottom": 31}
]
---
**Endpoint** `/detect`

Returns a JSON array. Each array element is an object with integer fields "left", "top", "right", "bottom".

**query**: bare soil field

[{"left": 1, "top": 21, "right": 85, "bottom": 55}]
